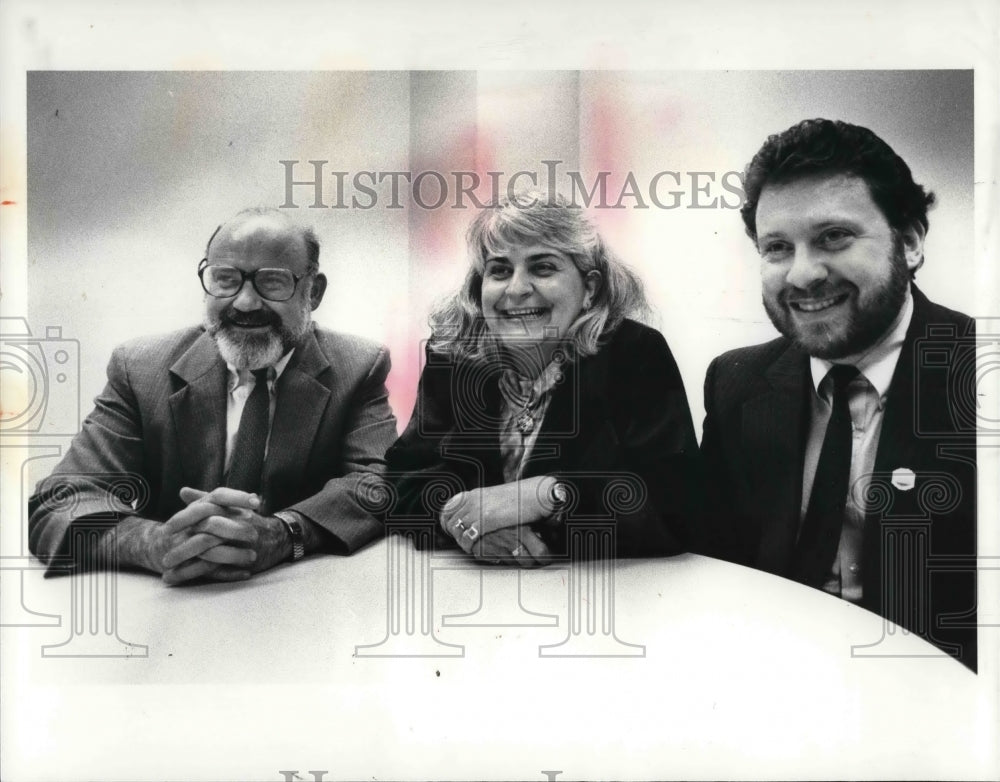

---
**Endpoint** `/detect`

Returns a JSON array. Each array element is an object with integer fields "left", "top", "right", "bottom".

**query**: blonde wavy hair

[{"left": 429, "top": 189, "right": 648, "bottom": 363}]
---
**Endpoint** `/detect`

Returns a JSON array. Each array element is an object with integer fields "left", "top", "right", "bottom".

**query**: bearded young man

[
  {"left": 29, "top": 208, "right": 397, "bottom": 585},
  {"left": 700, "top": 119, "right": 978, "bottom": 670}
]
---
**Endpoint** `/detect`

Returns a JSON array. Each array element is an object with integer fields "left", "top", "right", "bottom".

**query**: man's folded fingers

[
  {"left": 197, "top": 544, "right": 257, "bottom": 567},
  {"left": 192, "top": 515, "right": 259, "bottom": 544},
  {"left": 163, "top": 500, "right": 229, "bottom": 533},
  {"left": 162, "top": 557, "right": 217, "bottom": 586},
  {"left": 193, "top": 487, "right": 261, "bottom": 510},
  {"left": 203, "top": 566, "right": 252, "bottom": 583},
  {"left": 178, "top": 486, "right": 208, "bottom": 505},
  {"left": 161, "top": 532, "right": 224, "bottom": 570}
]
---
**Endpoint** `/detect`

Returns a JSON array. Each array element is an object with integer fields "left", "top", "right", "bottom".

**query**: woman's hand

[
  {"left": 475, "top": 526, "right": 551, "bottom": 567},
  {"left": 440, "top": 476, "right": 560, "bottom": 565}
]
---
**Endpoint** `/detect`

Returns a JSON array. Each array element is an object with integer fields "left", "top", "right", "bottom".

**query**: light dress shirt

[
  {"left": 223, "top": 350, "right": 294, "bottom": 473},
  {"left": 800, "top": 289, "right": 914, "bottom": 602}
]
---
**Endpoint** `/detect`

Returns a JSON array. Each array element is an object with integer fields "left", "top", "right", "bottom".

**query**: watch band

[{"left": 274, "top": 511, "right": 305, "bottom": 561}]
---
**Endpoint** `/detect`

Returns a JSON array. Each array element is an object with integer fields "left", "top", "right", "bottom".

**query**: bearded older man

[{"left": 28, "top": 207, "right": 397, "bottom": 584}]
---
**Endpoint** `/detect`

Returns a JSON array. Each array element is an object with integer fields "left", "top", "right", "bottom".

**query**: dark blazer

[
  {"left": 386, "top": 319, "right": 704, "bottom": 557},
  {"left": 28, "top": 325, "right": 399, "bottom": 570},
  {"left": 701, "top": 286, "right": 977, "bottom": 670}
]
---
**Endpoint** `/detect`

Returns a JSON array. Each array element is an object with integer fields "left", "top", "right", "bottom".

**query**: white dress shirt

[
  {"left": 223, "top": 350, "right": 294, "bottom": 473},
  {"left": 800, "top": 288, "right": 914, "bottom": 602}
]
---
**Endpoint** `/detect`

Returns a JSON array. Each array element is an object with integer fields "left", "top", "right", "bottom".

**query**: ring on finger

[
  {"left": 453, "top": 518, "right": 468, "bottom": 535},
  {"left": 511, "top": 546, "right": 524, "bottom": 557}
]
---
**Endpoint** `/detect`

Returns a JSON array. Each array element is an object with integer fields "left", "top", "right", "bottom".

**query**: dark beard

[{"left": 763, "top": 236, "right": 910, "bottom": 360}]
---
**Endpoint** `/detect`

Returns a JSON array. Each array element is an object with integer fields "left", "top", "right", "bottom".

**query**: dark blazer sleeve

[
  {"left": 699, "top": 355, "right": 749, "bottom": 563},
  {"left": 387, "top": 323, "right": 705, "bottom": 559},
  {"left": 554, "top": 323, "right": 704, "bottom": 558},
  {"left": 28, "top": 344, "right": 150, "bottom": 568},
  {"left": 384, "top": 346, "right": 476, "bottom": 546},
  {"left": 288, "top": 344, "right": 399, "bottom": 553}
]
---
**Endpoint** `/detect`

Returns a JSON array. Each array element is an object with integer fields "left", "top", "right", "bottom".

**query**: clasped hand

[
  {"left": 440, "top": 477, "right": 556, "bottom": 567},
  {"left": 149, "top": 487, "right": 287, "bottom": 585}
]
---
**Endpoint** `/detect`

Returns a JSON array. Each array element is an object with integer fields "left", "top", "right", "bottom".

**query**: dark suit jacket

[
  {"left": 28, "top": 325, "right": 399, "bottom": 571},
  {"left": 701, "top": 286, "right": 977, "bottom": 670},
  {"left": 386, "top": 319, "right": 705, "bottom": 557}
]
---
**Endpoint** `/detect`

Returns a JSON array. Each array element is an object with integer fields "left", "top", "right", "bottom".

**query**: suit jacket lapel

[
  {"left": 862, "top": 287, "right": 930, "bottom": 608},
  {"left": 264, "top": 330, "right": 332, "bottom": 505},
  {"left": 872, "top": 288, "right": 939, "bottom": 480},
  {"left": 168, "top": 331, "right": 228, "bottom": 490},
  {"left": 872, "top": 313, "right": 919, "bottom": 479},
  {"left": 750, "top": 343, "right": 810, "bottom": 574}
]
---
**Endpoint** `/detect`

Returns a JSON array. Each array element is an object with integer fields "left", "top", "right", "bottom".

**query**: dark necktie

[
  {"left": 226, "top": 368, "right": 271, "bottom": 494},
  {"left": 792, "top": 364, "right": 860, "bottom": 587}
]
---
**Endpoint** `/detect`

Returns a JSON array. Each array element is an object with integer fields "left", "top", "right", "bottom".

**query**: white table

[{"left": 2, "top": 536, "right": 995, "bottom": 781}]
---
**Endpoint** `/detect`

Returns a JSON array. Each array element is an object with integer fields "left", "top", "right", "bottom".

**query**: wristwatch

[{"left": 273, "top": 510, "right": 306, "bottom": 561}]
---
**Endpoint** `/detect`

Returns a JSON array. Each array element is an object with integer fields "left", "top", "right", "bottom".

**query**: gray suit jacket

[{"left": 28, "top": 325, "right": 398, "bottom": 571}]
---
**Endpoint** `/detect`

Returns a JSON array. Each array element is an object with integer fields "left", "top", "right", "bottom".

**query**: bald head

[
  {"left": 201, "top": 207, "right": 327, "bottom": 369},
  {"left": 205, "top": 207, "right": 320, "bottom": 275}
]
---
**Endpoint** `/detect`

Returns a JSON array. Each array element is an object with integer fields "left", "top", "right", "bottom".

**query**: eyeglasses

[{"left": 198, "top": 260, "right": 308, "bottom": 302}]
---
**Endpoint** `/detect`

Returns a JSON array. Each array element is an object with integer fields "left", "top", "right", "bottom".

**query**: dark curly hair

[{"left": 740, "top": 119, "right": 936, "bottom": 243}]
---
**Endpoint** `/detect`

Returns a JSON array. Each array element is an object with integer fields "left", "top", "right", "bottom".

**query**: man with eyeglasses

[{"left": 28, "top": 207, "right": 398, "bottom": 585}]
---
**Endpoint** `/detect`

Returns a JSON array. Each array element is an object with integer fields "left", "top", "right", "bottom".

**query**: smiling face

[
  {"left": 203, "top": 213, "right": 326, "bottom": 369},
  {"left": 755, "top": 173, "right": 921, "bottom": 360},
  {"left": 480, "top": 243, "right": 597, "bottom": 367}
]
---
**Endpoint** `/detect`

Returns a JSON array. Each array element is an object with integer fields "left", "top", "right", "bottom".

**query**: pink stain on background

[
  {"left": 392, "top": 126, "right": 502, "bottom": 430},
  {"left": 412, "top": 125, "right": 497, "bottom": 268},
  {"left": 384, "top": 298, "right": 421, "bottom": 434},
  {"left": 584, "top": 83, "right": 630, "bottom": 230}
]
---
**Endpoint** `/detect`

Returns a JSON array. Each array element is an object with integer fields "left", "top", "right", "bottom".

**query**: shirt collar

[
  {"left": 809, "top": 285, "right": 913, "bottom": 400},
  {"left": 501, "top": 359, "right": 564, "bottom": 408},
  {"left": 226, "top": 349, "right": 295, "bottom": 391}
]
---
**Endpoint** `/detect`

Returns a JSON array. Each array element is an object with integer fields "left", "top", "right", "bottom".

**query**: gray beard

[
  {"left": 206, "top": 311, "right": 312, "bottom": 370},
  {"left": 212, "top": 327, "right": 288, "bottom": 370}
]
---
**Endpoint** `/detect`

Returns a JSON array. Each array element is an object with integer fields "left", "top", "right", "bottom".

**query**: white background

[{"left": 19, "top": 70, "right": 978, "bottom": 434}]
